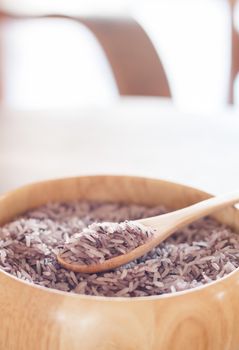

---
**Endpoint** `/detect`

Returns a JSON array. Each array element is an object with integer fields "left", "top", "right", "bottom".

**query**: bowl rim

[{"left": 0, "top": 174, "right": 238, "bottom": 302}]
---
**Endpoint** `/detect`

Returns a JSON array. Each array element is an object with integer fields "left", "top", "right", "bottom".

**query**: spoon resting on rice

[{"left": 57, "top": 192, "right": 239, "bottom": 273}]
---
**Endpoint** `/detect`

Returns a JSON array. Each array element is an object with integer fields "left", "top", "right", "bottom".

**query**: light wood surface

[
  {"left": 0, "top": 175, "right": 239, "bottom": 350},
  {"left": 58, "top": 192, "right": 239, "bottom": 273},
  {"left": 0, "top": 99, "right": 239, "bottom": 195}
]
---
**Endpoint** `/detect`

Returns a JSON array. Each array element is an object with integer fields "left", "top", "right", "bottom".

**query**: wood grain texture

[{"left": 0, "top": 175, "right": 239, "bottom": 350}]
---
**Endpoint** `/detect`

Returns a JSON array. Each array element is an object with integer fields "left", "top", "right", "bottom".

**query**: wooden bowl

[{"left": 0, "top": 175, "right": 239, "bottom": 350}]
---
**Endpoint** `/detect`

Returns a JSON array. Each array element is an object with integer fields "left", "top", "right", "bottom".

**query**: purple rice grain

[
  {"left": 60, "top": 221, "right": 154, "bottom": 265},
  {"left": 0, "top": 201, "right": 238, "bottom": 297}
]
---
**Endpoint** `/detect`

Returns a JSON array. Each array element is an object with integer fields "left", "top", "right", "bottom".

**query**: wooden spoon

[{"left": 57, "top": 192, "right": 239, "bottom": 273}]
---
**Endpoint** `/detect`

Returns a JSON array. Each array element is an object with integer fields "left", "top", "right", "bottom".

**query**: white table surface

[{"left": 0, "top": 97, "right": 239, "bottom": 195}]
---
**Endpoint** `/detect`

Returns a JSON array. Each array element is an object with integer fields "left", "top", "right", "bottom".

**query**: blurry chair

[
  {"left": 0, "top": 13, "right": 171, "bottom": 104},
  {"left": 77, "top": 17, "right": 171, "bottom": 97},
  {"left": 229, "top": 0, "right": 239, "bottom": 103}
]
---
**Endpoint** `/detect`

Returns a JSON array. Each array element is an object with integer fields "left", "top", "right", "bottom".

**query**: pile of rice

[
  {"left": 60, "top": 221, "right": 153, "bottom": 265},
  {"left": 0, "top": 201, "right": 239, "bottom": 297}
]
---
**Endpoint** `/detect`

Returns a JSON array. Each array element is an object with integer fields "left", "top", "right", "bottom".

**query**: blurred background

[
  {"left": 0, "top": 0, "right": 237, "bottom": 111},
  {"left": 0, "top": 0, "right": 239, "bottom": 194}
]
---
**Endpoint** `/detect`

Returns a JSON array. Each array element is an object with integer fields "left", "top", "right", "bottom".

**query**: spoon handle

[{"left": 138, "top": 192, "right": 239, "bottom": 237}]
